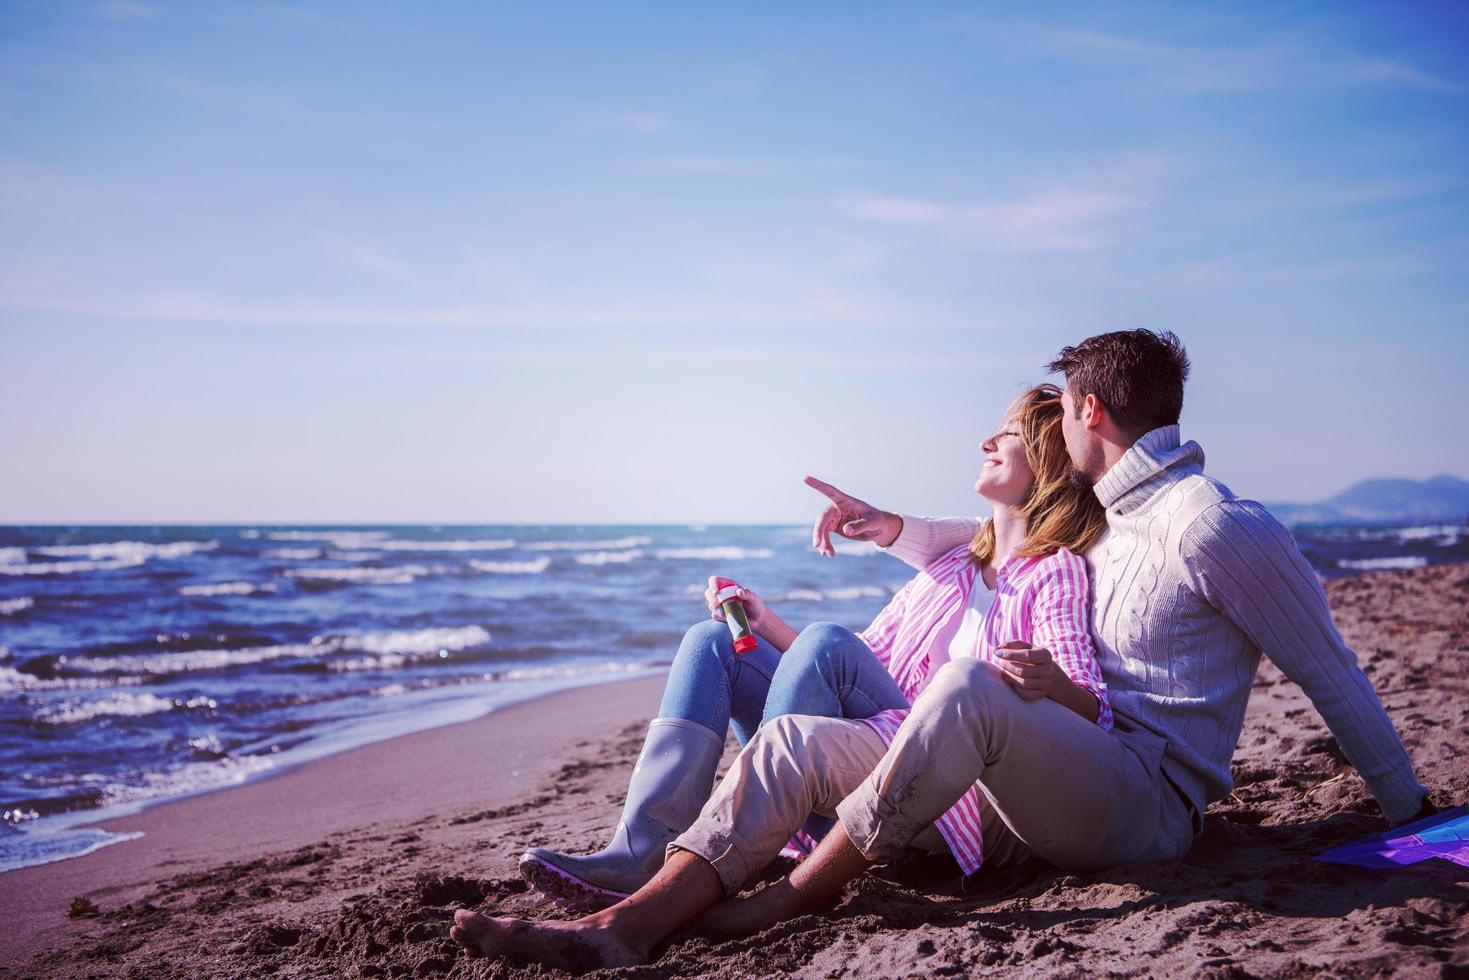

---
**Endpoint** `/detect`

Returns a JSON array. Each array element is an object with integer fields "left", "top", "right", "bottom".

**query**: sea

[{"left": 1, "top": 521, "right": 1465, "bottom": 874}]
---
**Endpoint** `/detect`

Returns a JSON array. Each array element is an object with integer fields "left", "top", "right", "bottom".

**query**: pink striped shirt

[{"left": 858, "top": 544, "right": 1110, "bottom": 876}]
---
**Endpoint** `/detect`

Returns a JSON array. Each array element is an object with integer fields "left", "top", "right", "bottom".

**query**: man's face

[
  {"left": 1059, "top": 382, "right": 1107, "bottom": 486},
  {"left": 1058, "top": 385, "right": 1088, "bottom": 469}
]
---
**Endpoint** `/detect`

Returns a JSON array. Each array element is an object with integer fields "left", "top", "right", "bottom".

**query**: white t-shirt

[{"left": 916, "top": 574, "right": 995, "bottom": 694}]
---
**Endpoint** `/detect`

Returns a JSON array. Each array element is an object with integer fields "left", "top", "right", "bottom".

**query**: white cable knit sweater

[{"left": 882, "top": 425, "right": 1427, "bottom": 823}]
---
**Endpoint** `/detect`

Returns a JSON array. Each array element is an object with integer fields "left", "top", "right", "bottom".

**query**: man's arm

[
  {"left": 1182, "top": 500, "right": 1428, "bottom": 823},
  {"left": 877, "top": 515, "right": 984, "bottom": 571}
]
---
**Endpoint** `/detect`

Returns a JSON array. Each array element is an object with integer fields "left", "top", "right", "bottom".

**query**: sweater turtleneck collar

[{"left": 1092, "top": 424, "right": 1206, "bottom": 511}]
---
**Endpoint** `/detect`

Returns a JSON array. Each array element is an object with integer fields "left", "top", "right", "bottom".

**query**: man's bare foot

[
  {"left": 692, "top": 878, "right": 806, "bottom": 941},
  {"left": 449, "top": 909, "right": 647, "bottom": 973}
]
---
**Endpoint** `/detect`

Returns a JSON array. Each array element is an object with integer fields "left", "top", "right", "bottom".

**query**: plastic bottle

[{"left": 713, "top": 576, "right": 758, "bottom": 654}]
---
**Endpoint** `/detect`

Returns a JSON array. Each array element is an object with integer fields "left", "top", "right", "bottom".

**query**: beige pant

[{"left": 673, "top": 658, "right": 1196, "bottom": 895}]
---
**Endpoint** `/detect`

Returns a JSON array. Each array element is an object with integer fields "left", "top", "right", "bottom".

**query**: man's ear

[{"left": 1081, "top": 393, "right": 1105, "bottom": 431}]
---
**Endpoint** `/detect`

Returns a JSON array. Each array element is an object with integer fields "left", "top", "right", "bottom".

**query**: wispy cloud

[
  {"left": 0, "top": 281, "right": 907, "bottom": 332},
  {"left": 836, "top": 183, "right": 1139, "bottom": 252},
  {"left": 1047, "top": 30, "right": 1466, "bottom": 95}
]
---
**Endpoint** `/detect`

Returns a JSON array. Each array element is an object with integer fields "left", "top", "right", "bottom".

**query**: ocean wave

[
  {"left": 823, "top": 586, "right": 891, "bottom": 601},
  {"left": 324, "top": 551, "right": 384, "bottom": 562},
  {"left": 0, "top": 556, "right": 147, "bottom": 576},
  {"left": 1338, "top": 556, "right": 1429, "bottom": 571},
  {"left": 0, "top": 547, "right": 26, "bottom": 565},
  {"left": 654, "top": 547, "right": 775, "bottom": 561},
  {"left": 1394, "top": 525, "right": 1463, "bottom": 546},
  {"left": 266, "top": 530, "right": 393, "bottom": 550},
  {"left": 0, "top": 666, "right": 140, "bottom": 693},
  {"left": 239, "top": 529, "right": 261, "bottom": 539},
  {"left": 178, "top": 582, "right": 276, "bottom": 597},
  {"left": 574, "top": 550, "right": 644, "bottom": 566},
  {"left": 322, "top": 625, "right": 491, "bottom": 656},
  {"left": 284, "top": 565, "right": 433, "bottom": 586},
  {"left": 98, "top": 755, "right": 277, "bottom": 808},
  {"left": 33, "top": 692, "right": 218, "bottom": 726},
  {"left": 526, "top": 536, "right": 652, "bottom": 552},
  {"left": 469, "top": 557, "right": 552, "bottom": 574},
  {"left": 32, "top": 540, "right": 219, "bottom": 561},
  {"left": 63, "top": 644, "right": 318, "bottom": 675},
  {"left": 264, "top": 548, "right": 323, "bottom": 560},
  {"left": 375, "top": 539, "right": 516, "bottom": 552},
  {"left": 0, "top": 596, "right": 35, "bottom": 615},
  {"left": 64, "top": 625, "right": 491, "bottom": 676}
]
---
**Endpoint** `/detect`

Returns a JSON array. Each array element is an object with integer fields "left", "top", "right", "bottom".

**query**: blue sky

[{"left": 2, "top": 1, "right": 1466, "bottom": 523}]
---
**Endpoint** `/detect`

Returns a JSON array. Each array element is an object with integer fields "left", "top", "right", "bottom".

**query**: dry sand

[{"left": 3, "top": 563, "right": 1466, "bottom": 978}]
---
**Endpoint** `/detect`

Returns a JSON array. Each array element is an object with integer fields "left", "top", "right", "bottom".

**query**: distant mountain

[{"left": 1269, "top": 475, "right": 1469, "bottom": 526}]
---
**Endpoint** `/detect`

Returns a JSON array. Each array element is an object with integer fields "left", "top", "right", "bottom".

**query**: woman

[{"left": 515, "top": 383, "right": 1108, "bottom": 918}]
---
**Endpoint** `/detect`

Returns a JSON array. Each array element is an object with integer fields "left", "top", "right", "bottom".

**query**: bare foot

[
  {"left": 692, "top": 879, "right": 804, "bottom": 941},
  {"left": 449, "top": 909, "right": 647, "bottom": 973}
]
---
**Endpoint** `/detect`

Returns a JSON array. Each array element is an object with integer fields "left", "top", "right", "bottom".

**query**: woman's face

[{"left": 975, "top": 412, "right": 1035, "bottom": 506}]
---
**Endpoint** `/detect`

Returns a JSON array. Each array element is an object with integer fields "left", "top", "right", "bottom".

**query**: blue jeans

[
  {"left": 659, "top": 619, "right": 911, "bottom": 842},
  {"left": 659, "top": 619, "right": 911, "bottom": 748}
]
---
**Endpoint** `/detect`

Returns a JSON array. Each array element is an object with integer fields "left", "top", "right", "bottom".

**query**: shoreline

[
  {"left": 0, "top": 664, "right": 665, "bottom": 877},
  {"left": 0, "top": 672, "right": 669, "bottom": 965}
]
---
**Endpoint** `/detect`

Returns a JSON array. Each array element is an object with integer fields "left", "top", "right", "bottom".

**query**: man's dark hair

[{"left": 1045, "top": 329, "right": 1190, "bottom": 435}]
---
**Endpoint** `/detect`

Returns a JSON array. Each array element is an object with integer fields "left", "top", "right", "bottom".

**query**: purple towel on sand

[{"left": 1315, "top": 805, "right": 1469, "bottom": 870}]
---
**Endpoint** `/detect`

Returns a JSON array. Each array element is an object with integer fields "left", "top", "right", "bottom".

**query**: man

[{"left": 450, "top": 329, "right": 1431, "bottom": 969}]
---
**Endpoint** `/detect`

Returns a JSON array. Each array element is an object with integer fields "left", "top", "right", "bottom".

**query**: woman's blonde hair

[{"left": 970, "top": 383, "right": 1107, "bottom": 568}]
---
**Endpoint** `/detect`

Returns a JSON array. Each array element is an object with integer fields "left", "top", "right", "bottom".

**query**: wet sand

[{"left": 4, "top": 563, "right": 1467, "bottom": 978}]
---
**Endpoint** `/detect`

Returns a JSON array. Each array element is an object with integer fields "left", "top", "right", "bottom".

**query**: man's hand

[
  {"left": 804, "top": 476, "right": 903, "bottom": 557},
  {"left": 997, "top": 641, "right": 1056, "bottom": 702}
]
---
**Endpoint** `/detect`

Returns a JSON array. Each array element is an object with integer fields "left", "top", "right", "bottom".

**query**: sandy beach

[{"left": 3, "top": 563, "right": 1466, "bottom": 978}]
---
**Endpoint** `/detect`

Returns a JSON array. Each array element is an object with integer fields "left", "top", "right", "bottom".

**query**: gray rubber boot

[{"left": 519, "top": 716, "right": 724, "bottom": 911}]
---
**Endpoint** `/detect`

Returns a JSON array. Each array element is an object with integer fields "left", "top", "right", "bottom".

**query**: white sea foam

[
  {"left": 32, "top": 540, "right": 218, "bottom": 561},
  {"left": 325, "top": 625, "right": 490, "bottom": 656},
  {"left": 327, "top": 654, "right": 408, "bottom": 672},
  {"left": 264, "top": 548, "right": 323, "bottom": 560},
  {"left": 285, "top": 565, "right": 434, "bottom": 585},
  {"left": 574, "top": 550, "right": 644, "bottom": 566},
  {"left": 1338, "top": 556, "right": 1429, "bottom": 572},
  {"left": 65, "top": 625, "right": 491, "bottom": 676},
  {"left": 0, "top": 666, "right": 141, "bottom": 693},
  {"left": 470, "top": 557, "right": 552, "bottom": 574},
  {"left": 98, "top": 755, "right": 277, "bottom": 808},
  {"left": 64, "top": 644, "right": 318, "bottom": 675},
  {"left": 264, "top": 531, "right": 390, "bottom": 549},
  {"left": 0, "top": 556, "right": 147, "bottom": 576},
  {"left": 324, "top": 551, "right": 384, "bottom": 562},
  {"left": 179, "top": 582, "right": 276, "bottom": 597},
  {"left": 1394, "top": 525, "right": 1462, "bottom": 546},
  {"left": 654, "top": 547, "right": 774, "bottom": 561},
  {"left": 34, "top": 692, "right": 218, "bottom": 726},
  {"left": 375, "top": 539, "right": 516, "bottom": 552},
  {"left": 526, "top": 536, "right": 652, "bottom": 552},
  {"left": 0, "top": 597, "right": 35, "bottom": 615},
  {"left": 239, "top": 529, "right": 261, "bottom": 539},
  {"left": 0, "top": 547, "right": 26, "bottom": 565},
  {"left": 822, "top": 586, "right": 891, "bottom": 600}
]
